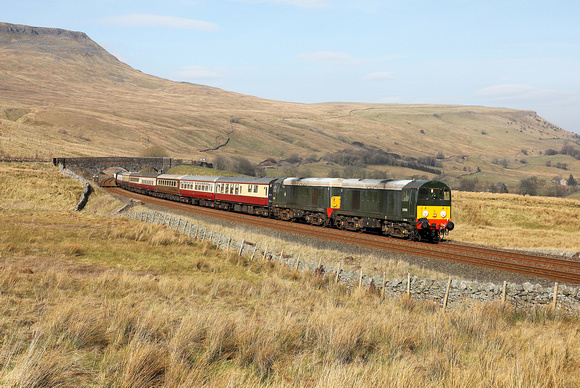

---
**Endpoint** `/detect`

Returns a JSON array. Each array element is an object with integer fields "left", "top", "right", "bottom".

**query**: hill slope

[{"left": 1, "top": 21, "right": 579, "bottom": 187}]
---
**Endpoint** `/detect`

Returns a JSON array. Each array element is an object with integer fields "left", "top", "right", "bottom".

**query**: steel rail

[{"left": 105, "top": 186, "right": 580, "bottom": 284}]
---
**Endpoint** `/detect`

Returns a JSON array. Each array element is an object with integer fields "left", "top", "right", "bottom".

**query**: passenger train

[{"left": 115, "top": 171, "right": 454, "bottom": 242}]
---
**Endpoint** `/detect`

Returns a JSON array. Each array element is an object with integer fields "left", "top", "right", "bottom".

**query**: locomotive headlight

[
  {"left": 440, "top": 210, "right": 447, "bottom": 218},
  {"left": 422, "top": 210, "right": 429, "bottom": 218}
]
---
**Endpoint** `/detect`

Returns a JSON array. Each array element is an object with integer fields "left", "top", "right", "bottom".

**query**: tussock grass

[
  {"left": 2, "top": 162, "right": 580, "bottom": 386},
  {"left": 453, "top": 191, "right": 580, "bottom": 252},
  {"left": 2, "top": 245, "right": 580, "bottom": 386}
]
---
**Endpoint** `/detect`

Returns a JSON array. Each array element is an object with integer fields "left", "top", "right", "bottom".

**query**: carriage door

[{"left": 400, "top": 189, "right": 412, "bottom": 222}]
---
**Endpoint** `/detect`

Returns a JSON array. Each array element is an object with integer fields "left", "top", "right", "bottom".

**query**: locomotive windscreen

[{"left": 418, "top": 187, "right": 451, "bottom": 202}]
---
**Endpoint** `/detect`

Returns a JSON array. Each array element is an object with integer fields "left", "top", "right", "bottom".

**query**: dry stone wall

[
  {"left": 58, "top": 164, "right": 92, "bottom": 211},
  {"left": 125, "top": 210, "right": 580, "bottom": 313}
]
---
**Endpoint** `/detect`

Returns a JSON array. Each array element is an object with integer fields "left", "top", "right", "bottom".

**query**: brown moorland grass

[
  {"left": 453, "top": 191, "right": 580, "bottom": 252},
  {"left": 1, "top": 162, "right": 580, "bottom": 386}
]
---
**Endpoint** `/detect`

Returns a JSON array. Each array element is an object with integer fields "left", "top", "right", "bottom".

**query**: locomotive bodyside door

[{"left": 400, "top": 188, "right": 413, "bottom": 222}]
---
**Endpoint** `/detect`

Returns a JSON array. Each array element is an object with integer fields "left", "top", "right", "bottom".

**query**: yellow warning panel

[{"left": 331, "top": 196, "right": 341, "bottom": 209}]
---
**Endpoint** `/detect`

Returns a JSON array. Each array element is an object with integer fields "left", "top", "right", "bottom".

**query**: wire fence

[{"left": 124, "top": 209, "right": 580, "bottom": 314}]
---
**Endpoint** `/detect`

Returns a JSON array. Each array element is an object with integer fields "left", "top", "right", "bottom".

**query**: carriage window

[{"left": 254, "top": 185, "right": 258, "bottom": 193}]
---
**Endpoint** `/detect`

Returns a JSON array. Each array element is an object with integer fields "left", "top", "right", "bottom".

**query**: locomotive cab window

[
  {"left": 419, "top": 187, "right": 450, "bottom": 202},
  {"left": 443, "top": 188, "right": 450, "bottom": 201}
]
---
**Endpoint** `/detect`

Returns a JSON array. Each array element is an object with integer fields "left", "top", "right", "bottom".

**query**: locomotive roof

[
  {"left": 403, "top": 180, "right": 450, "bottom": 189},
  {"left": 341, "top": 179, "right": 413, "bottom": 190},
  {"left": 282, "top": 177, "right": 344, "bottom": 187},
  {"left": 282, "top": 177, "right": 417, "bottom": 190}
]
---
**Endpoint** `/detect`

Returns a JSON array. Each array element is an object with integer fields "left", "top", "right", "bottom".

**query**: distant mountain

[{"left": 1, "top": 21, "right": 579, "bottom": 189}]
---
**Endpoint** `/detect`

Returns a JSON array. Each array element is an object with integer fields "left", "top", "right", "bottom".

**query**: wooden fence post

[
  {"left": 358, "top": 268, "right": 363, "bottom": 289},
  {"left": 262, "top": 244, "right": 269, "bottom": 260},
  {"left": 295, "top": 253, "right": 301, "bottom": 271},
  {"left": 442, "top": 277, "right": 452, "bottom": 311},
  {"left": 407, "top": 273, "right": 411, "bottom": 296},
  {"left": 553, "top": 282, "right": 558, "bottom": 309},
  {"left": 238, "top": 239, "right": 245, "bottom": 256},
  {"left": 335, "top": 262, "right": 341, "bottom": 283},
  {"left": 251, "top": 244, "right": 258, "bottom": 260}
]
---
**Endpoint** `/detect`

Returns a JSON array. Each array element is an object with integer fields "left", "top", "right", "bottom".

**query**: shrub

[
  {"left": 459, "top": 177, "right": 479, "bottom": 192},
  {"left": 519, "top": 176, "right": 540, "bottom": 196},
  {"left": 212, "top": 155, "right": 256, "bottom": 176}
]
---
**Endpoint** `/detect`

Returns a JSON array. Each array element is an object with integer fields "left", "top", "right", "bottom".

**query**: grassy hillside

[
  {"left": 1, "top": 162, "right": 580, "bottom": 386},
  {"left": 1, "top": 22, "right": 580, "bottom": 192}
]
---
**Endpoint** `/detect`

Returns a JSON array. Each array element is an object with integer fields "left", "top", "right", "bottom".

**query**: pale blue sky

[{"left": 3, "top": 0, "right": 580, "bottom": 133}]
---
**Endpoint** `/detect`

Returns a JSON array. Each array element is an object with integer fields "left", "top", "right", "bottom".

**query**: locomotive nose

[{"left": 446, "top": 221, "right": 455, "bottom": 231}]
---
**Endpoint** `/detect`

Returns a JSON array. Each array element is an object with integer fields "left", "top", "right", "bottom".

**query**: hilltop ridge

[
  {"left": 0, "top": 22, "right": 121, "bottom": 67},
  {"left": 1, "top": 22, "right": 88, "bottom": 38},
  {"left": 1, "top": 21, "right": 579, "bottom": 191}
]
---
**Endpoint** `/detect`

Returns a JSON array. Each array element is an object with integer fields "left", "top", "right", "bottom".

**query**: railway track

[{"left": 104, "top": 186, "right": 580, "bottom": 285}]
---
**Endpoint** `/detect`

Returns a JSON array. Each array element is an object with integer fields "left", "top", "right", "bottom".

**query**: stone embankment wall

[
  {"left": 58, "top": 164, "right": 93, "bottom": 211},
  {"left": 125, "top": 210, "right": 580, "bottom": 313}
]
